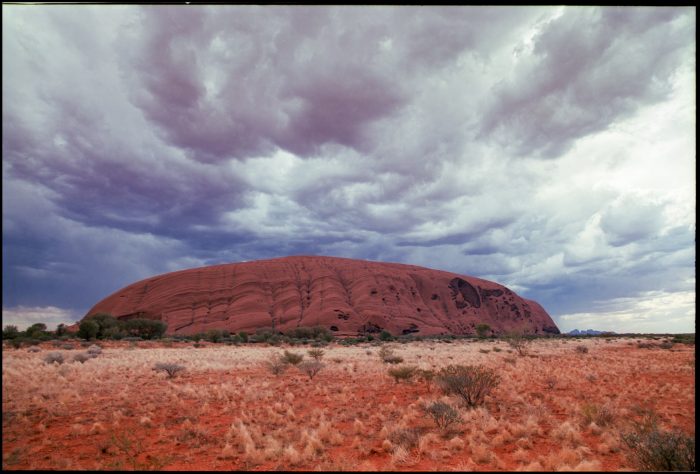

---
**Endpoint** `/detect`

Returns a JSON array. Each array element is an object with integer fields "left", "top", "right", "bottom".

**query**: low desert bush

[
  {"left": 621, "top": 415, "right": 695, "bottom": 471},
  {"left": 387, "top": 365, "right": 418, "bottom": 384},
  {"left": 378, "top": 346, "right": 404, "bottom": 364},
  {"left": 658, "top": 341, "right": 674, "bottom": 350},
  {"left": 153, "top": 362, "right": 185, "bottom": 379},
  {"left": 417, "top": 369, "right": 435, "bottom": 387},
  {"left": 424, "top": 401, "right": 461, "bottom": 431},
  {"left": 265, "top": 354, "right": 289, "bottom": 375},
  {"left": 62, "top": 343, "right": 75, "bottom": 350},
  {"left": 307, "top": 348, "right": 325, "bottom": 361},
  {"left": 575, "top": 345, "right": 589, "bottom": 353},
  {"left": 87, "top": 344, "right": 102, "bottom": 355},
  {"left": 27, "top": 346, "right": 41, "bottom": 353},
  {"left": 298, "top": 360, "right": 325, "bottom": 380},
  {"left": 43, "top": 352, "right": 65, "bottom": 365},
  {"left": 436, "top": 364, "right": 500, "bottom": 408},
  {"left": 282, "top": 350, "right": 304, "bottom": 365},
  {"left": 503, "top": 332, "right": 531, "bottom": 356},
  {"left": 73, "top": 352, "right": 91, "bottom": 364}
]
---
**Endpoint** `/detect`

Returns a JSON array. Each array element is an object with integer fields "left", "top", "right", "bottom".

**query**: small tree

[
  {"left": 436, "top": 364, "right": 500, "bottom": 408},
  {"left": 379, "top": 330, "right": 393, "bottom": 341},
  {"left": 298, "top": 360, "right": 325, "bottom": 380},
  {"left": 55, "top": 323, "right": 68, "bottom": 337},
  {"left": 26, "top": 323, "right": 48, "bottom": 340},
  {"left": 153, "top": 362, "right": 185, "bottom": 379},
  {"left": 424, "top": 401, "right": 461, "bottom": 431},
  {"left": 475, "top": 323, "right": 491, "bottom": 339},
  {"left": 238, "top": 331, "right": 248, "bottom": 343}
]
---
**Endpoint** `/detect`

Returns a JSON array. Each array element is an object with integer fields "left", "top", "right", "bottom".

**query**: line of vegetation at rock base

[{"left": 1, "top": 315, "right": 694, "bottom": 348}]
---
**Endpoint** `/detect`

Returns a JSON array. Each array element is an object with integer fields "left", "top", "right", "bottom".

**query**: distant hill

[{"left": 566, "top": 328, "right": 616, "bottom": 336}]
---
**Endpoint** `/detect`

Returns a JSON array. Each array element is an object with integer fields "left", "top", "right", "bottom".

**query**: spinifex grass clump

[
  {"left": 436, "top": 364, "right": 500, "bottom": 408},
  {"left": 282, "top": 350, "right": 304, "bottom": 365},
  {"left": 378, "top": 346, "right": 404, "bottom": 364},
  {"left": 387, "top": 365, "right": 418, "bottom": 383}
]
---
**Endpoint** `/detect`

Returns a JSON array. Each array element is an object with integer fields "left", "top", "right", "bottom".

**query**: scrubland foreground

[{"left": 2, "top": 337, "right": 695, "bottom": 471}]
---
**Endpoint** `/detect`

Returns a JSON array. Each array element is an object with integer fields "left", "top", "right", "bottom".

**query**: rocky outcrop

[{"left": 83, "top": 255, "right": 559, "bottom": 337}]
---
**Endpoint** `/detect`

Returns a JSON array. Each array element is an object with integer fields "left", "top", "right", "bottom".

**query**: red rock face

[{"left": 84, "top": 256, "right": 559, "bottom": 337}]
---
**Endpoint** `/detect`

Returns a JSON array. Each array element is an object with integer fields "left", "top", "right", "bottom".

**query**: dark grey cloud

[{"left": 2, "top": 6, "right": 695, "bottom": 333}]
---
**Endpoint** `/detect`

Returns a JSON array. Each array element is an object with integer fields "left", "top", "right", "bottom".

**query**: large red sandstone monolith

[{"left": 83, "top": 255, "right": 559, "bottom": 337}]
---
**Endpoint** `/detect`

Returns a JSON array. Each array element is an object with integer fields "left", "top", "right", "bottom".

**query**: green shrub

[
  {"left": 436, "top": 364, "right": 500, "bottom": 408},
  {"left": 379, "top": 330, "right": 393, "bottom": 341},
  {"left": 387, "top": 365, "right": 418, "bottom": 383},
  {"left": 78, "top": 320, "right": 99, "bottom": 340},
  {"left": 671, "top": 334, "right": 694, "bottom": 345},
  {"left": 2, "top": 325, "right": 20, "bottom": 340},
  {"left": 122, "top": 319, "right": 167, "bottom": 340},
  {"left": 238, "top": 331, "right": 248, "bottom": 343}
]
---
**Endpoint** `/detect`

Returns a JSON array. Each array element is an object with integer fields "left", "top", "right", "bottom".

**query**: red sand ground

[
  {"left": 2, "top": 337, "right": 694, "bottom": 471},
  {"left": 84, "top": 256, "right": 559, "bottom": 337}
]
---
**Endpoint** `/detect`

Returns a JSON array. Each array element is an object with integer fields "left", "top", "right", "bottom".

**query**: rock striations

[{"left": 84, "top": 256, "right": 559, "bottom": 337}]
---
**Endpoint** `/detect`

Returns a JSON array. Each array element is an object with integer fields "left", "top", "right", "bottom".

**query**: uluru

[{"left": 83, "top": 256, "right": 559, "bottom": 337}]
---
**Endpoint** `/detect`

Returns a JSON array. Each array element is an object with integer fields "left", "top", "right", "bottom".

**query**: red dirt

[
  {"left": 2, "top": 338, "right": 694, "bottom": 471},
  {"left": 83, "top": 255, "right": 559, "bottom": 337}
]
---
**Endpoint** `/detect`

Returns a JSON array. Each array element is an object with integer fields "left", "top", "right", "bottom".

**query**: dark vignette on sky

[{"left": 2, "top": 5, "right": 696, "bottom": 333}]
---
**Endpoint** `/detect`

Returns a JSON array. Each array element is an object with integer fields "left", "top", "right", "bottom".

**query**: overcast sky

[{"left": 3, "top": 5, "right": 695, "bottom": 333}]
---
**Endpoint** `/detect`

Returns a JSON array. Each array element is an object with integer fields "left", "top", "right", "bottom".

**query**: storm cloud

[{"left": 3, "top": 5, "right": 695, "bottom": 333}]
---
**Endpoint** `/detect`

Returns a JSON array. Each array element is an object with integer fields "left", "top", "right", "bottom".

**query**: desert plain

[{"left": 2, "top": 336, "right": 695, "bottom": 471}]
